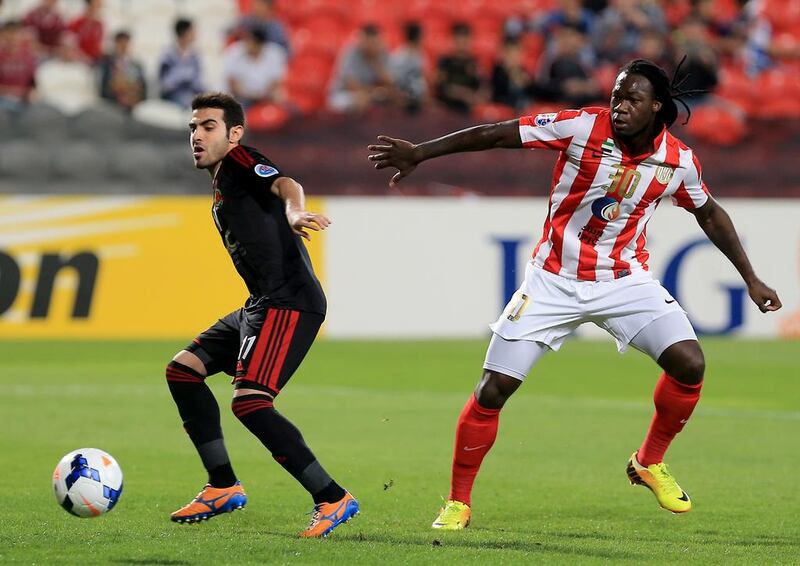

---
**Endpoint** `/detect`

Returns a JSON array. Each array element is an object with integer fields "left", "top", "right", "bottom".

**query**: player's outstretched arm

[
  {"left": 367, "top": 119, "right": 522, "bottom": 186},
  {"left": 691, "top": 197, "right": 782, "bottom": 313},
  {"left": 271, "top": 176, "right": 331, "bottom": 240}
]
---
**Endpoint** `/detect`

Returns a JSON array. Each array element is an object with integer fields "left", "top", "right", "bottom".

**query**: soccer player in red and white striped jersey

[{"left": 369, "top": 59, "right": 782, "bottom": 527}]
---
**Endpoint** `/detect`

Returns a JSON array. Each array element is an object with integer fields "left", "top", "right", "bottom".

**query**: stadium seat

[
  {"left": 51, "top": 141, "right": 110, "bottom": 182},
  {"left": 472, "top": 103, "right": 516, "bottom": 122},
  {"left": 132, "top": 99, "right": 189, "bottom": 131},
  {"left": 109, "top": 142, "right": 167, "bottom": 183},
  {"left": 686, "top": 104, "right": 747, "bottom": 146},
  {"left": 17, "top": 104, "right": 69, "bottom": 142},
  {"left": 246, "top": 103, "right": 290, "bottom": 130},
  {"left": 70, "top": 104, "right": 128, "bottom": 142},
  {"left": 0, "top": 141, "right": 51, "bottom": 181}
]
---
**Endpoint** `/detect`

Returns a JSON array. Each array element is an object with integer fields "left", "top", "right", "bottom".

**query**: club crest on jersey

[
  {"left": 254, "top": 163, "right": 278, "bottom": 178},
  {"left": 655, "top": 165, "right": 674, "bottom": 184},
  {"left": 591, "top": 196, "right": 621, "bottom": 221},
  {"left": 535, "top": 113, "right": 557, "bottom": 126}
]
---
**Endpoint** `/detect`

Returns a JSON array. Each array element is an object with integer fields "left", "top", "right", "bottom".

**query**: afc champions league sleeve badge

[
  {"left": 655, "top": 164, "right": 674, "bottom": 185},
  {"left": 254, "top": 163, "right": 279, "bottom": 178}
]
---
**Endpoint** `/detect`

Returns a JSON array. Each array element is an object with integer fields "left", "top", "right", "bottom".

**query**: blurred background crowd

[{"left": 1, "top": 0, "right": 799, "bottom": 195}]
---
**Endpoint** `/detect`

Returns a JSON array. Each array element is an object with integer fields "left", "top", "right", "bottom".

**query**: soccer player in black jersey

[{"left": 166, "top": 93, "right": 358, "bottom": 537}]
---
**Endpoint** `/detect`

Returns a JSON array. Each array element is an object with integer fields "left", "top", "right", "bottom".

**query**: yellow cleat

[
  {"left": 432, "top": 500, "right": 471, "bottom": 530},
  {"left": 627, "top": 452, "right": 692, "bottom": 513}
]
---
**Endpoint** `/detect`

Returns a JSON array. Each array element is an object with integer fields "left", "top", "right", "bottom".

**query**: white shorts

[{"left": 484, "top": 262, "right": 698, "bottom": 381}]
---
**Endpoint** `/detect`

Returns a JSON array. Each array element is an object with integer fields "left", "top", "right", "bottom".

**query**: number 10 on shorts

[{"left": 505, "top": 293, "right": 530, "bottom": 322}]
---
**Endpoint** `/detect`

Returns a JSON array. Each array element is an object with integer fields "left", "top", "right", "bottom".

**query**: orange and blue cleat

[
  {"left": 170, "top": 481, "right": 247, "bottom": 523},
  {"left": 299, "top": 491, "right": 359, "bottom": 538}
]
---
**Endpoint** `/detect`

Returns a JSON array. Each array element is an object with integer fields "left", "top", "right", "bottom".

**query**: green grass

[{"left": 1, "top": 339, "right": 798, "bottom": 565}]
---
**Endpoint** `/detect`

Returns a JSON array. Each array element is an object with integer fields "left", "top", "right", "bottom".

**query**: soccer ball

[{"left": 52, "top": 448, "right": 123, "bottom": 517}]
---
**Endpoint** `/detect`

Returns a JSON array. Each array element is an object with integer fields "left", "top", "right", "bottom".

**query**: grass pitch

[{"left": 1, "top": 338, "right": 798, "bottom": 565}]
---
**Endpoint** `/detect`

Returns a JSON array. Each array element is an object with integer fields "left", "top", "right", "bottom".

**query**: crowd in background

[{"left": 1, "top": 0, "right": 800, "bottom": 127}]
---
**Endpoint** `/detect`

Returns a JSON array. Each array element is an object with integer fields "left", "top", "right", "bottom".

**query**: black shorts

[{"left": 186, "top": 298, "right": 323, "bottom": 397}]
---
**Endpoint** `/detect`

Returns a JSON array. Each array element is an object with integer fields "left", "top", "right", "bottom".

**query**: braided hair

[{"left": 620, "top": 57, "right": 707, "bottom": 128}]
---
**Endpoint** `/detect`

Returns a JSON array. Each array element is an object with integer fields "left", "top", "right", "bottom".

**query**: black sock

[
  {"left": 232, "top": 395, "right": 346, "bottom": 503},
  {"left": 167, "top": 361, "right": 237, "bottom": 488}
]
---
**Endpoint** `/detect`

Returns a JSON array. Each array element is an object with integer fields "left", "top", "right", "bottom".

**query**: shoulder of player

[{"left": 223, "top": 145, "right": 281, "bottom": 175}]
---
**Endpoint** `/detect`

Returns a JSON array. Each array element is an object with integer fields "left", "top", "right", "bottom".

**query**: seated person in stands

[
  {"left": 389, "top": 22, "right": 427, "bottom": 113},
  {"left": 22, "top": 0, "right": 65, "bottom": 55},
  {"left": 98, "top": 30, "right": 147, "bottom": 111},
  {"left": 672, "top": 15, "right": 718, "bottom": 100},
  {"left": 538, "top": 23, "right": 602, "bottom": 107},
  {"left": 435, "top": 23, "right": 484, "bottom": 114},
  {"left": 229, "top": 0, "right": 289, "bottom": 54},
  {"left": 491, "top": 37, "right": 534, "bottom": 111},
  {"left": 223, "top": 28, "right": 287, "bottom": 108},
  {"left": 328, "top": 24, "right": 397, "bottom": 114},
  {"left": 0, "top": 21, "right": 39, "bottom": 112},
  {"left": 159, "top": 18, "right": 205, "bottom": 108},
  {"left": 68, "top": 0, "right": 104, "bottom": 64}
]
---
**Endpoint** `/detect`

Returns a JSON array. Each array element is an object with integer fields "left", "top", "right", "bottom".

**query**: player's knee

[
  {"left": 474, "top": 370, "right": 519, "bottom": 409},
  {"left": 170, "top": 350, "right": 207, "bottom": 377},
  {"left": 231, "top": 391, "right": 273, "bottom": 421},
  {"left": 672, "top": 352, "right": 705, "bottom": 385}
]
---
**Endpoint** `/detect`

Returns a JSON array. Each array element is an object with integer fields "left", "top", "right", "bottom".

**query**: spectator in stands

[
  {"left": 537, "top": 0, "right": 595, "bottom": 38},
  {"left": 158, "top": 19, "right": 204, "bottom": 109},
  {"left": 633, "top": 28, "right": 671, "bottom": 70},
  {"left": 539, "top": 23, "right": 602, "bottom": 107},
  {"left": 0, "top": 22, "right": 38, "bottom": 112},
  {"left": 328, "top": 24, "right": 396, "bottom": 114},
  {"left": 491, "top": 36, "right": 534, "bottom": 111},
  {"left": 223, "top": 28, "right": 287, "bottom": 108},
  {"left": 35, "top": 34, "right": 96, "bottom": 114},
  {"left": 592, "top": 0, "right": 666, "bottom": 63},
  {"left": 22, "top": 0, "right": 65, "bottom": 55},
  {"left": 435, "top": 23, "right": 483, "bottom": 114},
  {"left": 743, "top": 2, "right": 800, "bottom": 75},
  {"left": 672, "top": 16, "right": 718, "bottom": 99},
  {"left": 68, "top": 0, "right": 104, "bottom": 63},
  {"left": 230, "top": 0, "right": 289, "bottom": 54},
  {"left": 389, "top": 22, "right": 427, "bottom": 113},
  {"left": 98, "top": 30, "right": 146, "bottom": 111}
]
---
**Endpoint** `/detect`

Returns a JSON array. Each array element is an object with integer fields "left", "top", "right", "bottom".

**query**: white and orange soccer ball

[{"left": 52, "top": 448, "right": 123, "bottom": 517}]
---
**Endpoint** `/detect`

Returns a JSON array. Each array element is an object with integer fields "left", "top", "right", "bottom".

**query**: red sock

[
  {"left": 638, "top": 372, "right": 703, "bottom": 466},
  {"left": 449, "top": 394, "right": 500, "bottom": 506}
]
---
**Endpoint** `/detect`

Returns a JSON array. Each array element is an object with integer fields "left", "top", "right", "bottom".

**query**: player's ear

[
  {"left": 228, "top": 125, "right": 244, "bottom": 144},
  {"left": 652, "top": 100, "right": 662, "bottom": 114}
]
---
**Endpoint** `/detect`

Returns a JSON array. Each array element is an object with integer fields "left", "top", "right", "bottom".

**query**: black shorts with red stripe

[{"left": 185, "top": 297, "right": 323, "bottom": 397}]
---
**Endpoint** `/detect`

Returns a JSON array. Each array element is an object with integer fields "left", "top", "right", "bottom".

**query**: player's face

[
  {"left": 189, "top": 108, "right": 232, "bottom": 170},
  {"left": 610, "top": 72, "right": 661, "bottom": 138}
]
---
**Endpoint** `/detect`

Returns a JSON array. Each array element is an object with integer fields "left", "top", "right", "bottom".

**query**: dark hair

[
  {"left": 620, "top": 57, "right": 706, "bottom": 128},
  {"left": 452, "top": 22, "right": 471, "bottom": 36},
  {"left": 114, "top": 30, "right": 131, "bottom": 42},
  {"left": 192, "top": 92, "right": 245, "bottom": 131},
  {"left": 175, "top": 18, "right": 193, "bottom": 38},
  {"left": 248, "top": 27, "right": 267, "bottom": 44},
  {"left": 361, "top": 23, "right": 380, "bottom": 37},
  {"left": 404, "top": 21, "right": 421, "bottom": 43}
]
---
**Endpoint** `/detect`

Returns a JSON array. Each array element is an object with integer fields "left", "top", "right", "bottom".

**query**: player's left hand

[
  {"left": 747, "top": 278, "right": 782, "bottom": 313},
  {"left": 287, "top": 209, "right": 331, "bottom": 241}
]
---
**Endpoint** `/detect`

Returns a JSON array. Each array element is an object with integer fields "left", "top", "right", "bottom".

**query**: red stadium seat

[
  {"left": 472, "top": 103, "right": 516, "bottom": 122},
  {"left": 686, "top": 104, "right": 747, "bottom": 146},
  {"left": 247, "top": 103, "right": 290, "bottom": 131},
  {"left": 715, "top": 64, "right": 756, "bottom": 115}
]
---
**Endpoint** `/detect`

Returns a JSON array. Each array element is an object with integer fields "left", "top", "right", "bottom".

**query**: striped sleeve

[
  {"left": 672, "top": 149, "right": 710, "bottom": 210},
  {"left": 518, "top": 109, "right": 586, "bottom": 151}
]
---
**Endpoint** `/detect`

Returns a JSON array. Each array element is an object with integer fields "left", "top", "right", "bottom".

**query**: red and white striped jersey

[{"left": 519, "top": 107, "right": 709, "bottom": 281}]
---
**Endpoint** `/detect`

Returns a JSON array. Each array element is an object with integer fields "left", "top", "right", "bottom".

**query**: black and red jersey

[{"left": 211, "top": 144, "right": 326, "bottom": 315}]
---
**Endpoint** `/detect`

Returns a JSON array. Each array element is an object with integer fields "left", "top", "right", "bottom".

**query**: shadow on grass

[
  {"left": 259, "top": 528, "right": 647, "bottom": 561},
  {"left": 111, "top": 560, "right": 190, "bottom": 565}
]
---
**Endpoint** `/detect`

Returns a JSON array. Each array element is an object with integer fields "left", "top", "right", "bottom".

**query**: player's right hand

[
  {"left": 368, "top": 136, "right": 419, "bottom": 187},
  {"left": 747, "top": 278, "right": 782, "bottom": 313}
]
